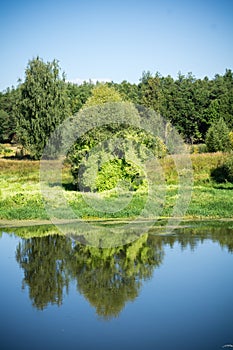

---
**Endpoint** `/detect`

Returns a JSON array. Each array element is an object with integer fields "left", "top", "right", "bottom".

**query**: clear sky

[{"left": 1, "top": 0, "right": 233, "bottom": 91}]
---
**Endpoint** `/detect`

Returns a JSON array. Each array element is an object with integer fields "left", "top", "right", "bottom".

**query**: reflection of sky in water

[{"left": 0, "top": 228, "right": 233, "bottom": 350}]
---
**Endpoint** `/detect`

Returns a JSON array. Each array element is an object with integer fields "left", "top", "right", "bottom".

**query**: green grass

[
  {"left": 186, "top": 184, "right": 233, "bottom": 218},
  {"left": 0, "top": 152, "right": 232, "bottom": 222},
  {"left": 0, "top": 159, "right": 46, "bottom": 219}
]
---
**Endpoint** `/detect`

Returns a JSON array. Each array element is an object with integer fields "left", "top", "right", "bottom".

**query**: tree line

[{"left": 0, "top": 57, "right": 233, "bottom": 149}]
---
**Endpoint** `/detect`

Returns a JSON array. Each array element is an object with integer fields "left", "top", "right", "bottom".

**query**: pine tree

[{"left": 205, "top": 117, "right": 231, "bottom": 152}]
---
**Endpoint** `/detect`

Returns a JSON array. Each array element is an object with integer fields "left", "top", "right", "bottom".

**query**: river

[{"left": 0, "top": 222, "right": 233, "bottom": 349}]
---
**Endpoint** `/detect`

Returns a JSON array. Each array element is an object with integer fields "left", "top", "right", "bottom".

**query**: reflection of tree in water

[
  {"left": 16, "top": 232, "right": 164, "bottom": 318},
  {"left": 67, "top": 234, "right": 164, "bottom": 319},
  {"left": 16, "top": 235, "right": 71, "bottom": 310},
  {"left": 165, "top": 227, "right": 233, "bottom": 253},
  {"left": 15, "top": 226, "right": 233, "bottom": 318}
]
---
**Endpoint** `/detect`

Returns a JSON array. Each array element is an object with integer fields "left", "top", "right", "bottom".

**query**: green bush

[
  {"left": 95, "top": 158, "right": 144, "bottom": 192},
  {"left": 211, "top": 156, "right": 233, "bottom": 183},
  {"left": 68, "top": 102, "right": 167, "bottom": 192}
]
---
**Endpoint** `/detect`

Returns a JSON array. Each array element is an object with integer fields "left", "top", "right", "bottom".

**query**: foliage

[
  {"left": 0, "top": 110, "right": 11, "bottom": 142},
  {"left": 205, "top": 118, "right": 231, "bottom": 152},
  {"left": 229, "top": 131, "right": 233, "bottom": 148},
  {"left": 211, "top": 156, "right": 233, "bottom": 183},
  {"left": 84, "top": 83, "right": 122, "bottom": 108},
  {"left": 67, "top": 80, "right": 94, "bottom": 114},
  {"left": 95, "top": 158, "right": 144, "bottom": 192},
  {"left": 1, "top": 63, "right": 233, "bottom": 146},
  {"left": 15, "top": 57, "right": 71, "bottom": 159},
  {"left": 108, "top": 80, "right": 140, "bottom": 104},
  {"left": 0, "top": 87, "right": 18, "bottom": 142},
  {"left": 68, "top": 84, "right": 168, "bottom": 192},
  {"left": 138, "top": 69, "right": 233, "bottom": 143},
  {"left": 68, "top": 99, "right": 141, "bottom": 190}
]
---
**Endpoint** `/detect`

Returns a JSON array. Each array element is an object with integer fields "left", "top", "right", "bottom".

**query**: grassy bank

[{"left": 0, "top": 152, "right": 232, "bottom": 222}]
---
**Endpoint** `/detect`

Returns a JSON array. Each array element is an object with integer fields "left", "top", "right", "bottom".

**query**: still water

[{"left": 0, "top": 224, "right": 233, "bottom": 350}]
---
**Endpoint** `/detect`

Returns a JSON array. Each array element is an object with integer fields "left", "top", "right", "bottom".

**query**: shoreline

[{"left": 1, "top": 217, "right": 233, "bottom": 229}]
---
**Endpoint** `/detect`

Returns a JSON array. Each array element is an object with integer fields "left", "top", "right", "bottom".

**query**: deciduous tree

[{"left": 16, "top": 57, "right": 70, "bottom": 159}]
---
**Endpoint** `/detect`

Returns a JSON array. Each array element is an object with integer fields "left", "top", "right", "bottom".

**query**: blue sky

[{"left": 1, "top": 0, "right": 233, "bottom": 91}]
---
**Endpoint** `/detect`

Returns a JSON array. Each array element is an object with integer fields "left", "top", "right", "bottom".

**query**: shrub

[
  {"left": 68, "top": 102, "right": 167, "bottom": 192},
  {"left": 211, "top": 156, "right": 233, "bottom": 183}
]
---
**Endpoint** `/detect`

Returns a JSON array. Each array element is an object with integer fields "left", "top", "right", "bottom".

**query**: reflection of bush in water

[
  {"left": 15, "top": 232, "right": 164, "bottom": 318},
  {"left": 14, "top": 225, "right": 233, "bottom": 318},
  {"left": 68, "top": 234, "right": 164, "bottom": 319}
]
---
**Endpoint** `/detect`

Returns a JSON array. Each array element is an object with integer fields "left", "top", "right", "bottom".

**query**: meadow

[{"left": 0, "top": 152, "right": 232, "bottom": 224}]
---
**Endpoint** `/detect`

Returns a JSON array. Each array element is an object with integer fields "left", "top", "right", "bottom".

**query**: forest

[{"left": 1, "top": 56, "right": 233, "bottom": 148}]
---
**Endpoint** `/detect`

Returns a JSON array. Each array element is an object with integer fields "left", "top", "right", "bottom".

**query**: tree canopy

[
  {"left": 0, "top": 87, "right": 18, "bottom": 142},
  {"left": 15, "top": 57, "right": 71, "bottom": 159},
  {"left": 0, "top": 58, "right": 233, "bottom": 155},
  {"left": 84, "top": 83, "right": 123, "bottom": 107}
]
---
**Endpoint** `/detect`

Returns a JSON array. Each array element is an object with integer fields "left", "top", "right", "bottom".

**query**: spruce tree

[{"left": 205, "top": 117, "right": 231, "bottom": 152}]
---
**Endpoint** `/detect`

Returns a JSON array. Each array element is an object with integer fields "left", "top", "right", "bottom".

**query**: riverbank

[{"left": 1, "top": 217, "right": 233, "bottom": 230}]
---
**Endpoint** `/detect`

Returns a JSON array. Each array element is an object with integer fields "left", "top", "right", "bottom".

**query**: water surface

[{"left": 0, "top": 224, "right": 233, "bottom": 350}]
